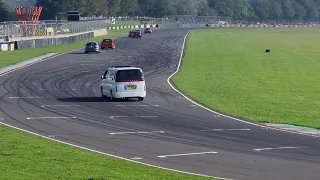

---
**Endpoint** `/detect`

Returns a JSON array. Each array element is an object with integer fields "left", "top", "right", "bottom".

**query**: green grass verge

[
  {"left": 172, "top": 28, "right": 320, "bottom": 129},
  {"left": 0, "top": 30, "right": 129, "bottom": 68},
  {"left": 0, "top": 126, "right": 215, "bottom": 180}
]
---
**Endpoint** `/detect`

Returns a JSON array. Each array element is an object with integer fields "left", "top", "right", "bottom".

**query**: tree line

[{"left": 1, "top": 0, "right": 320, "bottom": 22}]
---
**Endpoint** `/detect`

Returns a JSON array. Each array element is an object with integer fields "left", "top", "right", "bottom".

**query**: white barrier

[{"left": 106, "top": 24, "right": 155, "bottom": 31}]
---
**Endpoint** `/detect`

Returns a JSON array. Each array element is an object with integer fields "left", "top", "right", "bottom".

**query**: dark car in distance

[
  {"left": 85, "top": 42, "right": 101, "bottom": 53},
  {"left": 128, "top": 30, "right": 134, "bottom": 37},
  {"left": 144, "top": 28, "right": 152, "bottom": 33},
  {"left": 132, "top": 30, "right": 142, "bottom": 38}
]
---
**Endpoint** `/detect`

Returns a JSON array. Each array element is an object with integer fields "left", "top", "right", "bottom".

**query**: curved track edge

[{"left": 167, "top": 30, "right": 320, "bottom": 138}]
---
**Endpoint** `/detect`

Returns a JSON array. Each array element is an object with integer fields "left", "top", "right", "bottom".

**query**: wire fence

[
  {"left": 0, "top": 20, "right": 106, "bottom": 38},
  {"left": 163, "top": 15, "right": 233, "bottom": 24}
]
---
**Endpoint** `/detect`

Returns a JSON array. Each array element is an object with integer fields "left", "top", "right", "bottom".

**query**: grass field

[
  {"left": 172, "top": 28, "right": 320, "bottom": 129},
  {"left": 0, "top": 126, "right": 214, "bottom": 180},
  {"left": 0, "top": 30, "right": 129, "bottom": 68}
]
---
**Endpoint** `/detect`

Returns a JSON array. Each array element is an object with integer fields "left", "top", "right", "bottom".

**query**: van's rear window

[{"left": 116, "top": 69, "right": 143, "bottom": 81}]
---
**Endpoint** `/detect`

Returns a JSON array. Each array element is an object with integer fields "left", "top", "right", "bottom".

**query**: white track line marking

[
  {"left": 41, "top": 105, "right": 81, "bottom": 108},
  {"left": 9, "top": 96, "right": 44, "bottom": 99},
  {"left": 109, "top": 131, "right": 165, "bottom": 135},
  {"left": 200, "top": 129, "right": 251, "bottom": 132},
  {"left": 109, "top": 116, "right": 128, "bottom": 118},
  {"left": 109, "top": 116, "right": 158, "bottom": 118},
  {"left": 254, "top": 146, "right": 309, "bottom": 151},
  {"left": 157, "top": 151, "right": 218, "bottom": 158},
  {"left": 115, "top": 104, "right": 159, "bottom": 107},
  {"left": 26, "top": 117, "right": 77, "bottom": 120},
  {"left": 81, "top": 64, "right": 105, "bottom": 66},
  {"left": 130, "top": 157, "right": 143, "bottom": 160},
  {"left": 133, "top": 116, "right": 158, "bottom": 118},
  {"left": 0, "top": 32, "right": 232, "bottom": 180},
  {"left": 166, "top": 30, "right": 319, "bottom": 138}
]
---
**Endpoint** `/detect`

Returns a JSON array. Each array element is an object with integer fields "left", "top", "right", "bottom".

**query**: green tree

[
  {"left": 83, "top": 0, "right": 108, "bottom": 16},
  {"left": 232, "top": 0, "right": 252, "bottom": 19},
  {"left": 106, "top": 0, "right": 121, "bottom": 16},
  {"left": 119, "top": 0, "right": 138, "bottom": 16},
  {"left": 293, "top": 0, "right": 307, "bottom": 20},
  {"left": 299, "top": 0, "right": 319, "bottom": 20},
  {"left": 254, "top": 0, "right": 272, "bottom": 20},
  {"left": 36, "top": 0, "right": 61, "bottom": 20},
  {"left": 0, "top": 0, "right": 7, "bottom": 21},
  {"left": 269, "top": 0, "right": 283, "bottom": 20},
  {"left": 282, "top": 0, "right": 295, "bottom": 20}
]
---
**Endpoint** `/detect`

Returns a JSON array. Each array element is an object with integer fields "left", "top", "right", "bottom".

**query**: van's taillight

[{"left": 116, "top": 78, "right": 144, "bottom": 82}]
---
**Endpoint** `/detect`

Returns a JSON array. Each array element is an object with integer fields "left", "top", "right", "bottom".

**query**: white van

[{"left": 100, "top": 66, "right": 146, "bottom": 101}]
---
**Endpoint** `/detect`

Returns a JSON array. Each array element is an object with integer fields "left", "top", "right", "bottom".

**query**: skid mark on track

[
  {"left": 200, "top": 129, "right": 251, "bottom": 132},
  {"left": 26, "top": 116, "right": 77, "bottom": 120}
]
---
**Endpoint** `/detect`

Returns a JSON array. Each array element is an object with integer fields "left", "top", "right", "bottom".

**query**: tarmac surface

[{"left": 1, "top": 28, "right": 320, "bottom": 180}]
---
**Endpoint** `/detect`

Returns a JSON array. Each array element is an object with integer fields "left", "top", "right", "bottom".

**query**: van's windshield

[{"left": 116, "top": 69, "right": 143, "bottom": 82}]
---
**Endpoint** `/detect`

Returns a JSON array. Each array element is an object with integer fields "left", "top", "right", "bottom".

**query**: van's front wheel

[
  {"left": 101, "top": 87, "right": 106, "bottom": 98},
  {"left": 138, "top": 97, "right": 144, "bottom": 101},
  {"left": 109, "top": 91, "right": 114, "bottom": 101}
]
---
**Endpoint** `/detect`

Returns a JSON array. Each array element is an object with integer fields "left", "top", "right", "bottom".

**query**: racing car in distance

[
  {"left": 85, "top": 41, "right": 101, "bottom": 53},
  {"left": 144, "top": 28, "right": 152, "bottom": 33},
  {"left": 131, "top": 30, "right": 142, "bottom": 38},
  {"left": 100, "top": 38, "right": 115, "bottom": 49},
  {"left": 128, "top": 30, "right": 134, "bottom": 37}
]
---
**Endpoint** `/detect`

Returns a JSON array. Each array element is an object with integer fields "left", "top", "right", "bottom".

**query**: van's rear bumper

[{"left": 113, "top": 91, "right": 146, "bottom": 98}]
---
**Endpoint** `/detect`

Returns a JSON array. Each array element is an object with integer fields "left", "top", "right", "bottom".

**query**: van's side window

[
  {"left": 110, "top": 72, "right": 115, "bottom": 81},
  {"left": 106, "top": 71, "right": 112, "bottom": 80}
]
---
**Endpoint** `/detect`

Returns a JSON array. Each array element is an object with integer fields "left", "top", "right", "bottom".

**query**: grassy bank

[
  {"left": 0, "top": 30, "right": 129, "bottom": 68},
  {"left": 0, "top": 126, "right": 215, "bottom": 180},
  {"left": 172, "top": 28, "right": 320, "bottom": 128}
]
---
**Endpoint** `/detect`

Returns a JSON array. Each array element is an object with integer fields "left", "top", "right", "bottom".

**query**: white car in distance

[{"left": 101, "top": 66, "right": 146, "bottom": 101}]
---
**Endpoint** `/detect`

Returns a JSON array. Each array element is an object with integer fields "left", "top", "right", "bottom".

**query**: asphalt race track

[{"left": 1, "top": 28, "right": 320, "bottom": 180}]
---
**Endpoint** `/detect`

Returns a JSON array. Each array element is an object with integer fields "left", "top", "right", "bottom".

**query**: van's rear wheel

[
  {"left": 109, "top": 91, "right": 114, "bottom": 101},
  {"left": 138, "top": 97, "right": 144, "bottom": 101}
]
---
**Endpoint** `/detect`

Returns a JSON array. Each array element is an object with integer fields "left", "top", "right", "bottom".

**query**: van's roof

[{"left": 108, "top": 66, "right": 141, "bottom": 71}]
